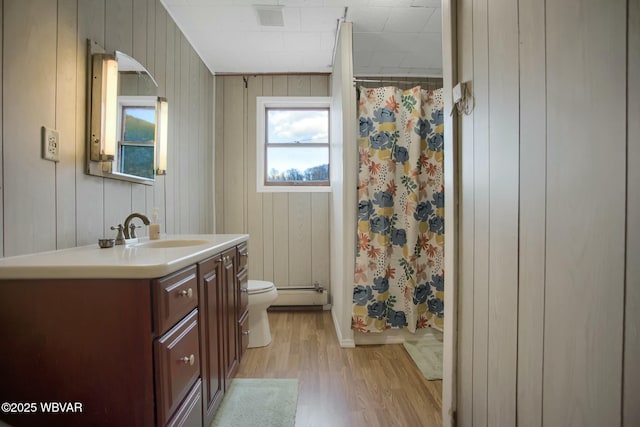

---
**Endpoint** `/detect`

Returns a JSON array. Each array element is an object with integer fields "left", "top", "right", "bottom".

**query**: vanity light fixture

[
  {"left": 89, "top": 53, "right": 119, "bottom": 162},
  {"left": 156, "top": 97, "right": 169, "bottom": 175}
]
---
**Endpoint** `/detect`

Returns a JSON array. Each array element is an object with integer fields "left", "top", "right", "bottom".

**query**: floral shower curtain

[{"left": 352, "top": 86, "right": 445, "bottom": 333}]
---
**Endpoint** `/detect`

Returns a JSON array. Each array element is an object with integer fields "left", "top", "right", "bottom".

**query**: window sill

[{"left": 257, "top": 184, "right": 332, "bottom": 193}]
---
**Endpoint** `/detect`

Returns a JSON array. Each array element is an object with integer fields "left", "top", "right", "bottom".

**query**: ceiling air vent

[{"left": 254, "top": 5, "right": 284, "bottom": 27}]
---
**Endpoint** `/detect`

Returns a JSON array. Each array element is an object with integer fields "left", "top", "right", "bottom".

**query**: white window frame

[
  {"left": 115, "top": 95, "right": 157, "bottom": 178},
  {"left": 256, "top": 96, "right": 332, "bottom": 193}
]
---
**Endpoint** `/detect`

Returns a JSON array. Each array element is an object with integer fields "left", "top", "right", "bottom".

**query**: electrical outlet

[{"left": 41, "top": 126, "right": 60, "bottom": 162}]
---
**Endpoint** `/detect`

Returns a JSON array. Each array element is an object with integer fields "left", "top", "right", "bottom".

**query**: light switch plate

[{"left": 42, "top": 126, "right": 60, "bottom": 162}]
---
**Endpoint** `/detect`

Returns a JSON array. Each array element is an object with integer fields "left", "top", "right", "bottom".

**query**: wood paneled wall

[
  {"left": 0, "top": 0, "right": 213, "bottom": 257},
  {"left": 625, "top": 2, "right": 640, "bottom": 424},
  {"left": 214, "top": 75, "right": 331, "bottom": 289},
  {"left": 456, "top": 0, "right": 638, "bottom": 426}
]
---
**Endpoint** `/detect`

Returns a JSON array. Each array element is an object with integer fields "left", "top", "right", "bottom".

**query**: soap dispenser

[{"left": 149, "top": 208, "right": 161, "bottom": 240}]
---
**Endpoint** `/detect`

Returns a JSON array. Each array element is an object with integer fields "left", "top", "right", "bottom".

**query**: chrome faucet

[{"left": 123, "top": 213, "right": 150, "bottom": 239}]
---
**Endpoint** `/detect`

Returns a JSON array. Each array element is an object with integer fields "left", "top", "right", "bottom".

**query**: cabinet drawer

[
  {"left": 155, "top": 309, "right": 200, "bottom": 427},
  {"left": 166, "top": 378, "right": 202, "bottom": 427},
  {"left": 153, "top": 265, "right": 198, "bottom": 335},
  {"left": 239, "top": 310, "right": 249, "bottom": 360},
  {"left": 238, "top": 268, "right": 248, "bottom": 316},
  {"left": 237, "top": 243, "right": 248, "bottom": 272}
]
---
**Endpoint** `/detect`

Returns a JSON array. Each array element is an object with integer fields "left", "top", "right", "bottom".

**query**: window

[
  {"left": 257, "top": 96, "right": 331, "bottom": 192},
  {"left": 116, "top": 96, "right": 157, "bottom": 179}
]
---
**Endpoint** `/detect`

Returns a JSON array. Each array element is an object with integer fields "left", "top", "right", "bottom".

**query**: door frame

[{"left": 441, "top": 0, "right": 459, "bottom": 425}]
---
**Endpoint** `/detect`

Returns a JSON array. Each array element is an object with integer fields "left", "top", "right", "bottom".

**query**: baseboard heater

[{"left": 268, "top": 285, "right": 330, "bottom": 311}]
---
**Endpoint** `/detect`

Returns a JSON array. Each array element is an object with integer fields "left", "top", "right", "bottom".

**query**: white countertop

[{"left": 0, "top": 234, "right": 248, "bottom": 280}]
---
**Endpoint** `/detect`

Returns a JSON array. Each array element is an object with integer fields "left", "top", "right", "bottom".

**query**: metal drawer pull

[
  {"left": 179, "top": 288, "right": 193, "bottom": 298},
  {"left": 181, "top": 354, "right": 195, "bottom": 366},
  {"left": 242, "top": 330, "right": 250, "bottom": 335},
  {"left": 241, "top": 288, "right": 248, "bottom": 293}
]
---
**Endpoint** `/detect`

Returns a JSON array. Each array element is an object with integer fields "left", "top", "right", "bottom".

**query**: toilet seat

[{"left": 248, "top": 280, "right": 275, "bottom": 295}]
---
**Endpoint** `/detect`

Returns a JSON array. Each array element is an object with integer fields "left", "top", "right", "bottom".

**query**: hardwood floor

[{"left": 236, "top": 311, "right": 443, "bottom": 427}]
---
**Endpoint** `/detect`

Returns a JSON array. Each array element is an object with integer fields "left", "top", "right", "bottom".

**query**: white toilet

[{"left": 247, "top": 280, "right": 278, "bottom": 348}]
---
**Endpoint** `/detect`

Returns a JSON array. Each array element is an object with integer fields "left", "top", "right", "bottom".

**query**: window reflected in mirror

[{"left": 118, "top": 103, "right": 156, "bottom": 179}]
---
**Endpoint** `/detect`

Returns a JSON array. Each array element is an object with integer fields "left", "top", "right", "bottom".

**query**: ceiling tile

[
  {"left": 279, "top": 7, "right": 302, "bottom": 31},
  {"left": 412, "top": 32, "right": 442, "bottom": 52},
  {"left": 368, "top": 0, "right": 413, "bottom": 6},
  {"left": 383, "top": 7, "right": 434, "bottom": 33},
  {"left": 410, "top": 0, "right": 441, "bottom": 7},
  {"left": 423, "top": 7, "right": 441, "bottom": 33},
  {"left": 325, "top": 0, "right": 370, "bottom": 6},
  {"left": 161, "top": 0, "right": 443, "bottom": 76},
  {"left": 353, "top": 50, "right": 373, "bottom": 68},
  {"left": 168, "top": 5, "right": 258, "bottom": 32},
  {"left": 280, "top": 0, "right": 326, "bottom": 6},
  {"left": 368, "top": 50, "right": 408, "bottom": 69},
  {"left": 379, "top": 66, "right": 442, "bottom": 77},
  {"left": 242, "top": 32, "right": 286, "bottom": 52},
  {"left": 283, "top": 32, "right": 323, "bottom": 50},
  {"left": 400, "top": 48, "right": 442, "bottom": 68},
  {"left": 299, "top": 7, "right": 345, "bottom": 31},
  {"left": 347, "top": 7, "right": 391, "bottom": 32},
  {"left": 353, "top": 32, "right": 417, "bottom": 52}
]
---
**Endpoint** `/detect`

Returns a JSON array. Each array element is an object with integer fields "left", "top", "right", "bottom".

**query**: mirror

[{"left": 86, "top": 39, "right": 165, "bottom": 185}]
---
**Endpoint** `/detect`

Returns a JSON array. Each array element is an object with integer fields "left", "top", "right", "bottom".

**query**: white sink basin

[{"left": 130, "top": 239, "right": 210, "bottom": 249}]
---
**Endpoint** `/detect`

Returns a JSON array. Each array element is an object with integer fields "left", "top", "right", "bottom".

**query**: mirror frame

[{"left": 85, "top": 39, "right": 158, "bottom": 185}]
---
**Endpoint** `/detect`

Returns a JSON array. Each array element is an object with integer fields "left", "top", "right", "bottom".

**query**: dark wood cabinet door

[
  {"left": 198, "top": 256, "right": 224, "bottom": 427},
  {"left": 222, "top": 248, "right": 239, "bottom": 387}
]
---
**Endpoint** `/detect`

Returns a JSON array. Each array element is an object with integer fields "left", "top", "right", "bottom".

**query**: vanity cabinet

[
  {"left": 0, "top": 239, "right": 248, "bottom": 427},
  {"left": 198, "top": 246, "right": 246, "bottom": 427}
]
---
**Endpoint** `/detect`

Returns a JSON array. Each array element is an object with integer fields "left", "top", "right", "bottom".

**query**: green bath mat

[
  {"left": 211, "top": 378, "right": 298, "bottom": 427},
  {"left": 403, "top": 330, "right": 443, "bottom": 380}
]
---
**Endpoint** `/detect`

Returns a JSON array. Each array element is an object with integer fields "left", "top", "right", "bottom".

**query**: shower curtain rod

[{"left": 353, "top": 78, "right": 442, "bottom": 86}]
